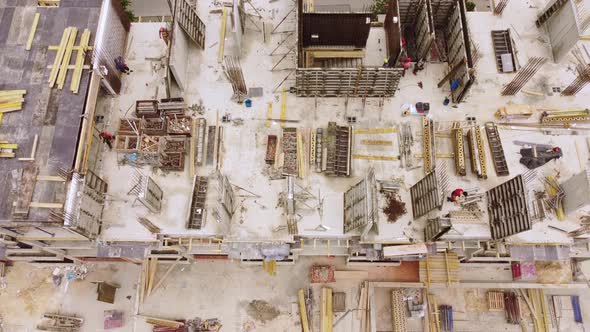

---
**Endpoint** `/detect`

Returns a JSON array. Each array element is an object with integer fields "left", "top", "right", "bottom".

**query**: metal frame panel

[
  {"left": 176, "top": 0, "right": 206, "bottom": 49},
  {"left": 486, "top": 175, "right": 531, "bottom": 240},
  {"left": 410, "top": 170, "right": 443, "bottom": 219},
  {"left": 295, "top": 68, "right": 403, "bottom": 97},
  {"left": 415, "top": 0, "right": 435, "bottom": 60}
]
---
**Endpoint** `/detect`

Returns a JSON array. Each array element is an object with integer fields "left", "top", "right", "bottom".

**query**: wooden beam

[
  {"left": 57, "top": 27, "right": 78, "bottom": 90},
  {"left": 18, "top": 134, "right": 38, "bottom": 161},
  {"left": 0, "top": 90, "right": 26, "bottom": 96},
  {"left": 48, "top": 45, "right": 93, "bottom": 51},
  {"left": 0, "top": 102, "right": 22, "bottom": 110},
  {"left": 334, "top": 270, "right": 369, "bottom": 279},
  {"left": 26, "top": 13, "right": 40, "bottom": 51},
  {"left": 147, "top": 257, "right": 157, "bottom": 296},
  {"left": 298, "top": 289, "right": 310, "bottom": 332},
  {"left": 36, "top": 175, "right": 66, "bottom": 182},
  {"left": 218, "top": 8, "right": 228, "bottom": 63},
  {"left": 71, "top": 29, "right": 91, "bottom": 93},
  {"left": 48, "top": 28, "right": 71, "bottom": 87},
  {"left": 307, "top": 49, "right": 365, "bottom": 59},
  {"left": 437, "top": 58, "right": 466, "bottom": 88},
  {"left": 28, "top": 202, "right": 63, "bottom": 209},
  {"left": 0, "top": 97, "right": 24, "bottom": 103},
  {"left": 150, "top": 257, "right": 182, "bottom": 295}
]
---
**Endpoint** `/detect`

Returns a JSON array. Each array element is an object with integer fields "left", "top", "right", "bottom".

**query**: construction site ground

[
  {"left": 1, "top": 258, "right": 590, "bottom": 331},
  {"left": 3, "top": 0, "right": 590, "bottom": 331},
  {"left": 83, "top": 0, "right": 590, "bottom": 245}
]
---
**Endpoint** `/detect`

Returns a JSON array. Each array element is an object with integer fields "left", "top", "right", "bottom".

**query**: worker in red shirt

[
  {"left": 447, "top": 188, "right": 468, "bottom": 203},
  {"left": 99, "top": 131, "right": 115, "bottom": 150}
]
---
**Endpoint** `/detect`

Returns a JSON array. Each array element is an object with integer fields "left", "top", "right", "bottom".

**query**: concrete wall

[
  {"left": 169, "top": 22, "right": 189, "bottom": 91},
  {"left": 546, "top": 1, "right": 581, "bottom": 62}
]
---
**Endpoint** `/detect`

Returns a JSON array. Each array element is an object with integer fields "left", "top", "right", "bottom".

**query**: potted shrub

[{"left": 373, "top": 0, "right": 389, "bottom": 22}]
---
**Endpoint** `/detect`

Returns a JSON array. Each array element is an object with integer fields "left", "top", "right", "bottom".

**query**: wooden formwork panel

[
  {"left": 486, "top": 175, "right": 531, "bottom": 240},
  {"left": 295, "top": 68, "right": 403, "bottom": 97},
  {"left": 445, "top": 0, "right": 473, "bottom": 103},
  {"left": 414, "top": 0, "right": 435, "bottom": 61},
  {"left": 410, "top": 170, "right": 442, "bottom": 219}
]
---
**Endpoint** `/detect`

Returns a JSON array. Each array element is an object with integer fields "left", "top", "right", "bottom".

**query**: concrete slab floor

[{"left": 88, "top": 0, "right": 590, "bottom": 247}]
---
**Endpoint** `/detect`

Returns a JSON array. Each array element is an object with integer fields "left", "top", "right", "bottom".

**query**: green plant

[
  {"left": 372, "top": 0, "right": 389, "bottom": 15},
  {"left": 466, "top": 1, "right": 476, "bottom": 11},
  {"left": 120, "top": 0, "right": 137, "bottom": 22}
]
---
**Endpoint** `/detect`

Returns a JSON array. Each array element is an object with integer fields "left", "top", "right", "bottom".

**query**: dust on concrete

[{"left": 245, "top": 300, "right": 280, "bottom": 323}]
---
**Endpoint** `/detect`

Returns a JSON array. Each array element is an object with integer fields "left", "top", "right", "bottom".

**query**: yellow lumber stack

[
  {"left": 48, "top": 27, "right": 92, "bottom": 91},
  {"left": 0, "top": 141, "right": 18, "bottom": 158},
  {"left": 321, "top": 287, "right": 333, "bottom": 332},
  {"left": 298, "top": 289, "right": 310, "bottom": 332},
  {"left": 262, "top": 260, "right": 276, "bottom": 276},
  {"left": 0, "top": 90, "right": 27, "bottom": 113}
]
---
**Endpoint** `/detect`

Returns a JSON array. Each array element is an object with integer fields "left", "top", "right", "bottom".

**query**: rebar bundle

[
  {"left": 223, "top": 56, "right": 248, "bottom": 102},
  {"left": 501, "top": 57, "right": 547, "bottom": 95},
  {"left": 561, "top": 65, "right": 590, "bottom": 96}
]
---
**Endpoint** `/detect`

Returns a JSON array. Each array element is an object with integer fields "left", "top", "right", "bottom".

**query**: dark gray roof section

[{"left": 0, "top": 1, "right": 101, "bottom": 223}]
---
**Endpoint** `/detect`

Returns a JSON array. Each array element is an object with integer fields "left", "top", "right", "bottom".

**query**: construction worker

[
  {"left": 99, "top": 131, "right": 115, "bottom": 150},
  {"left": 159, "top": 27, "right": 170, "bottom": 45},
  {"left": 114, "top": 56, "right": 132, "bottom": 75},
  {"left": 383, "top": 58, "right": 390, "bottom": 68},
  {"left": 447, "top": 188, "right": 468, "bottom": 204},
  {"left": 400, "top": 56, "right": 412, "bottom": 76},
  {"left": 413, "top": 59, "right": 425, "bottom": 75}
]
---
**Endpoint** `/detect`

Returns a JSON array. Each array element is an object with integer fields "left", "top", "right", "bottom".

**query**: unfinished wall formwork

[
  {"left": 399, "top": 0, "right": 474, "bottom": 102},
  {"left": 93, "top": 0, "right": 131, "bottom": 94},
  {"left": 295, "top": 0, "right": 404, "bottom": 97}
]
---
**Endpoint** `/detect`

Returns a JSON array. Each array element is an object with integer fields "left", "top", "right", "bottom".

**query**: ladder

[{"left": 484, "top": 122, "right": 509, "bottom": 176}]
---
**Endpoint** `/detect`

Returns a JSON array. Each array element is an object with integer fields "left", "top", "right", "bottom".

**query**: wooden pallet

[
  {"left": 487, "top": 291, "right": 505, "bottom": 311},
  {"left": 419, "top": 252, "right": 460, "bottom": 286}
]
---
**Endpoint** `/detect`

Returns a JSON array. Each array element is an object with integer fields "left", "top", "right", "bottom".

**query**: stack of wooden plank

[
  {"left": 48, "top": 27, "right": 92, "bottom": 93},
  {"left": 419, "top": 252, "right": 460, "bottom": 286},
  {"left": 0, "top": 141, "right": 18, "bottom": 158},
  {"left": 321, "top": 287, "right": 333, "bottom": 332},
  {"left": 359, "top": 282, "right": 370, "bottom": 332},
  {"left": 0, "top": 90, "right": 26, "bottom": 114}
]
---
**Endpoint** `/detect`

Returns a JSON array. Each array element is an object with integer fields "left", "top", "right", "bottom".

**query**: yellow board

[
  {"left": 26, "top": 13, "right": 40, "bottom": 51},
  {"left": 49, "top": 28, "right": 71, "bottom": 87},
  {"left": 280, "top": 88, "right": 286, "bottom": 127},
  {"left": 298, "top": 290, "right": 310, "bottom": 332},
  {"left": 70, "top": 29, "right": 91, "bottom": 93},
  {"left": 218, "top": 8, "right": 227, "bottom": 63},
  {"left": 57, "top": 27, "right": 78, "bottom": 89},
  {"left": 0, "top": 143, "right": 18, "bottom": 149},
  {"left": 0, "top": 90, "right": 26, "bottom": 96},
  {"left": 266, "top": 102, "right": 272, "bottom": 128},
  {"left": 353, "top": 154, "right": 398, "bottom": 161},
  {"left": 354, "top": 127, "right": 398, "bottom": 134}
]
